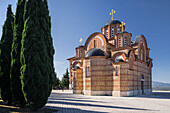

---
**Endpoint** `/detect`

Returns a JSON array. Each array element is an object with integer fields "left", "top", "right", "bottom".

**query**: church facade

[{"left": 67, "top": 15, "right": 153, "bottom": 97}]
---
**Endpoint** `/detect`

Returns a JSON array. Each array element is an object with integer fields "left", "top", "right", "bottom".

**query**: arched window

[
  {"left": 124, "top": 37, "right": 127, "bottom": 46},
  {"left": 106, "top": 28, "right": 108, "bottom": 38},
  {"left": 118, "top": 38, "right": 121, "bottom": 48},
  {"left": 111, "top": 27, "right": 114, "bottom": 38}
]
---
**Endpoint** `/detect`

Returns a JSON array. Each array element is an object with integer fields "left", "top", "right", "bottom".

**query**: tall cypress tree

[
  {"left": 43, "top": 0, "right": 55, "bottom": 96},
  {"left": 10, "top": 0, "right": 26, "bottom": 106},
  {"left": 0, "top": 5, "right": 14, "bottom": 105},
  {"left": 20, "top": 0, "right": 55, "bottom": 110}
]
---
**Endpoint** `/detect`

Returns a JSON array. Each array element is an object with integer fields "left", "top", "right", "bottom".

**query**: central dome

[
  {"left": 85, "top": 48, "right": 106, "bottom": 57},
  {"left": 105, "top": 20, "right": 121, "bottom": 26}
]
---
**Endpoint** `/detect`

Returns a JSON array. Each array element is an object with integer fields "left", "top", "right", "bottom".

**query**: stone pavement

[{"left": 45, "top": 90, "right": 170, "bottom": 113}]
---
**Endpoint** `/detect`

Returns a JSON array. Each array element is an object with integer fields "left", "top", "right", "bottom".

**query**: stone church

[{"left": 67, "top": 11, "right": 153, "bottom": 97}]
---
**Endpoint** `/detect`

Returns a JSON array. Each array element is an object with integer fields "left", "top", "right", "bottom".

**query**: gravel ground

[{"left": 45, "top": 90, "right": 170, "bottom": 113}]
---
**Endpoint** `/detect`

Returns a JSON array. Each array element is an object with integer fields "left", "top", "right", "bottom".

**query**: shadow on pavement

[
  {"left": 48, "top": 98, "right": 106, "bottom": 103},
  {"left": 45, "top": 106, "right": 107, "bottom": 113},
  {"left": 47, "top": 100, "right": 153, "bottom": 111}
]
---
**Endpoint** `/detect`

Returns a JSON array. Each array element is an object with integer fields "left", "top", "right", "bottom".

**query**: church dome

[
  {"left": 105, "top": 20, "right": 121, "bottom": 26},
  {"left": 85, "top": 48, "right": 106, "bottom": 57}
]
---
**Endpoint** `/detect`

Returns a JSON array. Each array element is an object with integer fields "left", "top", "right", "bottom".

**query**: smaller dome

[
  {"left": 85, "top": 48, "right": 106, "bottom": 57},
  {"left": 105, "top": 20, "right": 121, "bottom": 26}
]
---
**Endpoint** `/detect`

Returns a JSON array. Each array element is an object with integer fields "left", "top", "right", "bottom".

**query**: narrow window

[
  {"left": 111, "top": 27, "right": 114, "bottom": 38},
  {"left": 86, "top": 67, "right": 89, "bottom": 77},
  {"left": 94, "top": 40, "right": 96, "bottom": 48},
  {"left": 72, "top": 81, "right": 74, "bottom": 88},
  {"left": 118, "top": 38, "right": 121, "bottom": 48},
  {"left": 80, "top": 50, "right": 82, "bottom": 57},
  {"left": 141, "top": 75, "right": 144, "bottom": 79},
  {"left": 124, "top": 37, "right": 127, "bottom": 46},
  {"left": 141, "top": 50, "right": 143, "bottom": 61},
  {"left": 116, "top": 67, "right": 118, "bottom": 75},
  {"left": 106, "top": 28, "right": 108, "bottom": 38},
  {"left": 118, "top": 27, "right": 120, "bottom": 33}
]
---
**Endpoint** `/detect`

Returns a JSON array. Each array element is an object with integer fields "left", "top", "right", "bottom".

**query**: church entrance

[{"left": 141, "top": 81, "right": 144, "bottom": 94}]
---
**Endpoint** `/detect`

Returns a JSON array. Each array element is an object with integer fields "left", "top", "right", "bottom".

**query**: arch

[
  {"left": 137, "top": 35, "right": 148, "bottom": 62},
  {"left": 72, "top": 61, "right": 81, "bottom": 69},
  {"left": 84, "top": 32, "right": 108, "bottom": 50},
  {"left": 115, "top": 56, "right": 124, "bottom": 62},
  {"left": 112, "top": 52, "right": 128, "bottom": 62},
  {"left": 140, "top": 35, "right": 148, "bottom": 49},
  {"left": 139, "top": 42, "right": 146, "bottom": 61}
]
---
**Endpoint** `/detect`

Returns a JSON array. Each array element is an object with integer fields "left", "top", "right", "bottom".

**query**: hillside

[{"left": 152, "top": 81, "right": 170, "bottom": 91}]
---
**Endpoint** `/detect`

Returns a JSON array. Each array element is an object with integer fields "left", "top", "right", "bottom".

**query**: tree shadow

[
  {"left": 47, "top": 100, "right": 153, "bottom": 111},
  {"left": 48, "top": 98, "right": 106, "bottom": 103},
  {"left": 45, "top": 106, "right": 107, "bottom": 113}
]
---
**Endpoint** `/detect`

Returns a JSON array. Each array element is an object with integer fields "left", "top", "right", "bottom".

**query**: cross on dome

[
  {"left": 79, "top": 38, "right": 83, "bottom": 45},
  {"left": 120, "top": 22, "right": 125, "bottom": 31},
  {"left": 110, "top": 9, "right": 116, "bottom": 20}
]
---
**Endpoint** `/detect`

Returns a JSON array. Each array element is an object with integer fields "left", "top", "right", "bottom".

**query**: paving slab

[{"left": 45, "top": 90, "right": 170, "bottom": 113}]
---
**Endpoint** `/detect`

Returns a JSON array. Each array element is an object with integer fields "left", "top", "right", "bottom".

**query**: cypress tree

[
  {"left": 20, "top": 0, "right": 55, "bottom": 110},
  {"left": 0, "top": 5, "right": 14, "bottom": 105},
  {"left": 43, "top": 0, "right": 55, "bottom": 96},
  {"left": 10, "top": 0, "right": 26, "bottom": 106},
  {"left": 62, "top": 68, "right": 69, "bottom": 89},
  {"left": 0, "top": 41, "right": 1, "bottom": 97}
]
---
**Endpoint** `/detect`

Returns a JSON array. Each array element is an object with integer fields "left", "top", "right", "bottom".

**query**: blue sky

[{"left": 0, "top": 0, "right": 170, "bottom": 83}]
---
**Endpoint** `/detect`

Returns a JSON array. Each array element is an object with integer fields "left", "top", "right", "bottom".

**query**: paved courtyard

[{"left": 45, "top": 90, "right": 170, "bottom": 113}]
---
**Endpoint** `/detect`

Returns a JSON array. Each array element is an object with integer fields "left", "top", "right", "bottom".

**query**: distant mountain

[{"left": 152, "top": 81, "right": 170, "bottom": 88}]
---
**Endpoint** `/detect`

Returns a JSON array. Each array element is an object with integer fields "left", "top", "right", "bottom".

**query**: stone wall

[{"left": 90, "top": 57, "right": 113, "bottom": 95}]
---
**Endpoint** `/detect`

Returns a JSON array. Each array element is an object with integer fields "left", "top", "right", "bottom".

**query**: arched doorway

[{"left": 141, "top": 75, "right": 144, "bottom": 94}]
